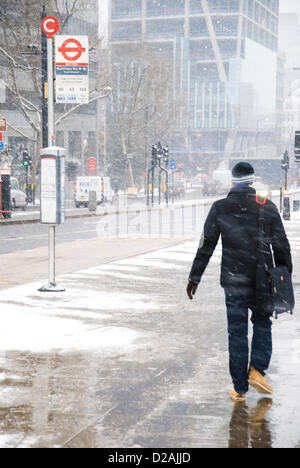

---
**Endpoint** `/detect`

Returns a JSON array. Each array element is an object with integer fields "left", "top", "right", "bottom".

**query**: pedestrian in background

[{"left": 186, "top": 162, "right": 292, "bottom": 402}]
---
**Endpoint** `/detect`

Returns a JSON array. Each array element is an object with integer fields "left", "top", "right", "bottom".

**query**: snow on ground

[
  {"left": 0, "top": 277, "right": 163, "bottom": 354},
  {"left": 0, "top": 209, "right": 297, "bottom": 356},
  {"left": 0, "top": 299, "right": 141, "bottom": 354},
  {"left": 0, "top": 241, "right": 199, "bottom": 355}
]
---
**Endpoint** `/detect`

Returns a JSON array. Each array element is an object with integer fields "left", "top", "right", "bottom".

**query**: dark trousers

[{"left": 225, "top": 288, "right": 272, "bottom": 395}]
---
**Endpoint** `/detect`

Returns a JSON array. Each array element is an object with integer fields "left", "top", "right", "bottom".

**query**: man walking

[{"left": 187, "top": 162, "right": 292, "bottom": 401}]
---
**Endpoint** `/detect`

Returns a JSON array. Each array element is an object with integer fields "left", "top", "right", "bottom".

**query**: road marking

[
  {"left": 56, "top": 229, "right": 97, "bottom": 236},
  {"left": 0, "top": 237, "right": 26, "bottom": 241},
  {"left": 0, "top": 229, "right": 97, "bottom": 242}
]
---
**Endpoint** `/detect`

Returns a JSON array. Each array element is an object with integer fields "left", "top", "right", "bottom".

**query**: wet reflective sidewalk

[{"left": 0, "top": 235, "right": 299, "bottom": 448}]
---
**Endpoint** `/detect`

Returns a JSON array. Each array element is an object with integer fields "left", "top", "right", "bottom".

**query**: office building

[{"left": 108, "top": 0, "right": 280, "bottom": 176}]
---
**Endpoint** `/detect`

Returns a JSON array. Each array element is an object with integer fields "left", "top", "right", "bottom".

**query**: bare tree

[
  {"left": 0, "top": 0, "right": 105, "bottom": 184},
  {"left": 107, "top": 44, "right": 186, "bottom": 189}
]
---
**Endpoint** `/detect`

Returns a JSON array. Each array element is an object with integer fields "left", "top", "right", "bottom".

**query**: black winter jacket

[{"left": 189, "top": 186, "right": 292, "bottom": 289}]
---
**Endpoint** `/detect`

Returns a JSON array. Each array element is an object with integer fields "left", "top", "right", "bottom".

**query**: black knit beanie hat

[{"left": 231, "top": 162, "right": 255, "bottom": 185}]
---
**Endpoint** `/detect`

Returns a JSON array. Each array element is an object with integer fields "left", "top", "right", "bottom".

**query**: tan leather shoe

[
  {"left": 230, "top": 388, "right": 246, "bottom": 402},
  {"left": 249, "top": 367, "right": 273, "bottom": 394}
]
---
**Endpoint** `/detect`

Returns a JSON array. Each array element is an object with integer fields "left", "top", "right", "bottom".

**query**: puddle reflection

[
  {"left": 229, "top": 398, "right": 273, "bottom": 448},
  {"left": 0, "top": 348, "right": 276, "bottom": 448},
  {"left": 0, "top": 350, "right": 108, "bottom": 448}
]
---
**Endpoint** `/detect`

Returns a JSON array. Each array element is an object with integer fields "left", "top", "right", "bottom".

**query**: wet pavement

[{"left": 0, "top": 218, "right": 299, "bottom": 448}]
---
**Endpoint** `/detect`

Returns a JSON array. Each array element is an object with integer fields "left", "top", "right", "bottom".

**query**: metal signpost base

[{"left": 39, "top": 225, "right": 65, "bottom": 292}]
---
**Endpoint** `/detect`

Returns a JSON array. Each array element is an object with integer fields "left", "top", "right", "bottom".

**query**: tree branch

[
  {"left": 6, "top": 121, "right": 37, "bottom": 142},
  {"left": 55, "top": 92, "right": 108, "bottom": 126},
  {"left": 0, "top": 46, "right": 39, "bottom": 72}
]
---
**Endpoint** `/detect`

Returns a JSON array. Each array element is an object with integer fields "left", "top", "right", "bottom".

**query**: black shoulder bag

[{"left": 256, "top": 203, "right": 294, "bottom": 319}]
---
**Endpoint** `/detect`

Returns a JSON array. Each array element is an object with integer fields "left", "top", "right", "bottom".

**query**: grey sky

[{"left": 279, "top": 0, "right": 300, "bottom": 15}]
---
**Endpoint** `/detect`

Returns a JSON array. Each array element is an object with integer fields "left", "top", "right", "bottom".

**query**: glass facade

[
  {"left": 110, "top": 0, "right": 278, "bottom": 137},
  {"left": 190, "top": 17, "right": 208, "bottom": 37},
  {"left": 190, "top": 40, "right": 215, "bottom": 61},
  {"left": 112, "top": 21, "right": 142, "bottom": 41},
  {"left": 242, "top": 0, "right": 278, "bottom": 51},
  {"left": 206, "top": 0, "right": 240, "bottom": 13},
  {"left": 190, "top": 0, "right": 203, "bottom": 15},
  {"left": 146, "top": 0, "right": 185, "bottom": 17},
  {"left": 112, "top": 0, "right": 142, "bottom": 19},
  {"left": 146, "top": 18, "right": 184, "bottom": 40},
  {"left": 111, "top": 0, "right": 278, "bottom": 50},
  {"left": 212, "top": 16, "right": 239, "bottom": 37}
]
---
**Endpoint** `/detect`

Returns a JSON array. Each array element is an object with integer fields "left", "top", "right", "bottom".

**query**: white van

[
  {"left": 10, "top": 177, "right": 27, "bottom": 210},
  {"left": 74, "top": 176, "right": 113, "bottom": 208}
]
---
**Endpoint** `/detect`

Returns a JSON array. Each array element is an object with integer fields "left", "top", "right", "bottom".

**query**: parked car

[
  {"left": 202, "top": 180, "right": 221, "bottom": 196},
  {"left": 168, "top": 180, "right": 185, "bottom": 198},
  {"left": 10, "top": 177, "right": 27, "bottom": 210}
]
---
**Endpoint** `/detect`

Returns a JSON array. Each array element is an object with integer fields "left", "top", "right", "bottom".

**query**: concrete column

[{"left": 185, "top": 0, "right": 190, "bottom": 37}]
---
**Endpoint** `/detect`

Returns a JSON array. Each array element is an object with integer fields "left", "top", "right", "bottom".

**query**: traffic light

[
  {"left": 281, "top": 150, "right": 289, "bottom": 170},
  {"left": 22, "top": 151, "right": 32, "bottom": 168},
  {"left": 295, "top": 131, "right": 300, "bottom": 162},
  {"left": 152, "top": 144, "right": 158, "bottom": 166},
  {"left": 163, "top": 145, "right": 169, "bottom": 165}
]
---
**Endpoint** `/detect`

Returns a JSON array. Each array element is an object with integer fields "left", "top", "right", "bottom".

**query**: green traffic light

[{"left": 23, "top": 161, "right": 28, "bottom": 166}]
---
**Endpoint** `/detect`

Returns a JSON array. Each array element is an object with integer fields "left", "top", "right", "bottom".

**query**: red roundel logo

[
  {"left": 58, "top": 38, "right": 86, "bottom": 61},
  {"left": 41, "top": 16, "right": 59, "bottom": 38}
]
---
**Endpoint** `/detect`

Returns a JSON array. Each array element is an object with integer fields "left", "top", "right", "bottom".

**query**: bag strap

[
  {"left": 257, "top": 203, "right": 265, "bottom": 255},
  {"left": 257, "top": 203, "right": 276, "bottom": 270}
]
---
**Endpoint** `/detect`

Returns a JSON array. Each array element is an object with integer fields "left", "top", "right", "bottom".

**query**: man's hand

[{"left": 186, "top": 281, "right": 198, "bottom": 300}]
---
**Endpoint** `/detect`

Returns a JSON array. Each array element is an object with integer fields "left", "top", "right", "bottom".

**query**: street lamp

[
  {"left": 281, "top": 150, "right": 289, "bottom": 191},
  {"left": 280, "top": 150, "right": 291, "bottom": 220}
]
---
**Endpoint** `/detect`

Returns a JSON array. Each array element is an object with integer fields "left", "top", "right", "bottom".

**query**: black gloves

[{"left": 186, "top": 281, "right": 198, "bottom": 300}]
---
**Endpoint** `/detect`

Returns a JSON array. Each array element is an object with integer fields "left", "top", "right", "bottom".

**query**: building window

[
  {"left": 190, "top": 18, "right": 208, "bottom": 37},
  {"left": 112, "top": 0, "right": 142, "bottom": 19},
  {"left": 217, "top": 39, "right": 238, "bottom": 59},
  {"left": 69, "top": 131, "right": 82, "bottom": 161},
  {"left": 146, "top": 0, "right": 185, "bottom": 17},
  {"left": 196, "top": 63, "right": 219, "bottom": 82},
  {"left": 265, "top": 11, "right": 270, "bottom": 30},
  {"left": 261, "top": 7, "right": 266, "bottom": 27},
  {"left": 248, "top": 0, "right": 254, "bottom": 19},
  {"left": 212, "top": 16, "right": 239, "bottom": 36},
  {"left": 207, "top": 0, "right": 239, "bottom": 13},
  {"left": 190, "top": 0, "right": 203, "bottom": 14},
  {"left": 88, "top": 131, "right": 97, "bottom": 157},
  {"left": 247, "top": 20, "right": 253, "bottom": 39},
  {"left": 191, "top": 40, "right": 215, "bottom": 60},
  {"left": 112, "top": 21, "right": 142, "bottom": 42},
  {"left": 255, "top": 2, "right": 260, "bottom": 22},
  {"left": 146, "top": 18, "right": 184, "bottom": 39},
  {"left": 242, "top": 17, "right": 247, "bottom": 36},
  {"left": 56, "top": 131, "right": 64, "bottom": 148}
]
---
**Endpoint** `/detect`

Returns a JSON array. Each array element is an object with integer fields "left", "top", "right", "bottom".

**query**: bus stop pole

[{"left": 48, "top": 35, "right": 56, "bottom": 286}]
